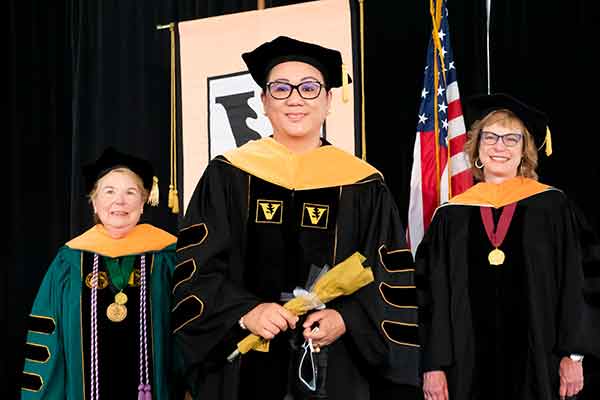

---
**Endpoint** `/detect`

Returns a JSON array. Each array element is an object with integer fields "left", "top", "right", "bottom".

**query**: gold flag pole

[{"left": 430, "top": 0, "right": 447, "bottom": 204}]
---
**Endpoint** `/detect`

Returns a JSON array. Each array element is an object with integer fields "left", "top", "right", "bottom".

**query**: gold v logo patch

[
  {"left": 260, "top": 203, "right": 281, "bottom": 220},
  {"left": 256, "top": 200, "right": 283, "bottom": 224},
  {"left": 301, "top": 203, "right": 329, "bottom": 229},
  {"left": 306, "top": 207, "right": 326, "bottom": 224}
]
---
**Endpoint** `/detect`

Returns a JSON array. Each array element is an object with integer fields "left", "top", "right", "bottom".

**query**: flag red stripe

[
  {"left": 447, "top": 97, "right": 463, "bottom": 121},
  {"left": 419, "top": 130, "right": 449, "bottom": 229},
  {"left": 451, "top": 169, "right": 473, "bottom": 194},
  {"left": 419, "top": 131, "right": 438, "bottom": 228},
  {"left": 449, "top": 134, "right": 467, "bottom": 158}
]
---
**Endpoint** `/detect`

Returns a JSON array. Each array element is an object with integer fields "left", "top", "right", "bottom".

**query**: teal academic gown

[{"left": 21, "top": 224, "right": 177, "bottom": 400}]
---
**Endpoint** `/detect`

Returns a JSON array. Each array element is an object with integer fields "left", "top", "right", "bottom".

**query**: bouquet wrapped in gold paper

[{"left": 227, "top": 252, "right": 374, "bottom": 361}]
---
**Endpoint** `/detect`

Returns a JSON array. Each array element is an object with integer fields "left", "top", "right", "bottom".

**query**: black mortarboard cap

[
  {"left": 465, "top": 93, "right": 552, "bottom": 156},
  {"left": 83, "top": 147, "right": 159, "bottom": 204},
  {"left": 241, "top": 36, "right": 352, "bottom": 89},
  {"left": 464, "top": 93, "right": 552, "bottom": 155}
]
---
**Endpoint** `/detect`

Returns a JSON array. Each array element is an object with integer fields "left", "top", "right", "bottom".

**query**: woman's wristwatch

[{"left": 569, "top": 353, "right": 584, "bottom": 362}]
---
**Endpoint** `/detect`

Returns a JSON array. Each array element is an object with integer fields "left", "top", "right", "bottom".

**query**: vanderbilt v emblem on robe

[
  {"left": 301, "top": 203, "right": 329, "bottom": 229},
  {"left": 256, "top": 199, "right": 283, "bottom": 224}
]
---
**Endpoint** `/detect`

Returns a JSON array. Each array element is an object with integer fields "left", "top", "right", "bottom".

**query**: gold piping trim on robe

[
  {"left": 332, "top": 186, "right": 343, "bottom": 265},
  {"left": 177, "top": 223, "right": 208, "bottom": 252},
  {"left": 149, "top": 254, "right": 156, "bottom": 382},
  {"left": 172, "top": 295, "right": 204, "bottom": 333},
  {"left": 28, "top": 314, "right": 56, "bottom": 335},
  {"left": 378, "top": 282, "right": 418, "bottom": 309},
  {"left": 21, "top": 371, "right": 44, "bottom": 393},
  {"left": 79, "top": 252, "right": 85, "bottom": 397},
  {"left": 247, "top": 175, "right": 252, "bottom": 221},
  {"left": 150, "top": 252, "right": 155, "bottom": 273},
  {"left": 381, "top": 320, "right": 420, "bottom": 348},
  {"left": 355, "top": 177, "right": 381, "bottom": 185},
  {"left": 378, "top": 245, "right": 415, "bottom": 273},
  {"left": 172, "top": 259, "right": 197, "bottom": 294},
  {"left": 25, "top": 342, "right": 51, "bottom": 363}
]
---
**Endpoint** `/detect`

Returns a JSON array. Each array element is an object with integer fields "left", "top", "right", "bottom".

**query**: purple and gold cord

[
  {"left": 89, "top": 254, "right": 151, "bottom": 399},
  {"left": 138, "top": 255, "right": 151, "bottom": 400},
  {"left": 90, "top": 254, "right": 100, "bottom": 400}
]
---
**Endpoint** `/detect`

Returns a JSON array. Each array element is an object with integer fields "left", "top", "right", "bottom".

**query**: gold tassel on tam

[
  {"left": 168, "top": 184, "right": 175, "bottom": 209},
  {"left": 544, "top": 127, "right": 552, "bottom": 156},
  {"left": 170, "top": 189, "right": 180, "bottom": 214},
  {"left": 147, "top": 176, "right": 160, "bottom": 206},
  {"left": 342, "top": 63, "right": 349, "bottom": 103}
]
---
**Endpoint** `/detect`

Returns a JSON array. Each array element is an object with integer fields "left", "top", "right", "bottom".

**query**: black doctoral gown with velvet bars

[
  {"left": 172, "top": 138, "right": 419, "bottom": 400},
  {"left": 416, "top": 177, "right": 598, "bottom": 400},
  {"left": 572, "top": 204, "right": 600, "bottom": 399}
]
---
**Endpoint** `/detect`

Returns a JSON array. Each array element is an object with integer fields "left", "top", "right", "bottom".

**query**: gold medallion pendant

[
  {"left": 115, "top": 291, "right": 128, "bottom": 305},
  {"left": 106, "top": 302, "right": 127, "bottom": 322},
  {"left": 488, "top": 248, "right": 505, "bottom": 266},
  {"left": 480, "top": 203, "right": 516, "bottom": 268}
]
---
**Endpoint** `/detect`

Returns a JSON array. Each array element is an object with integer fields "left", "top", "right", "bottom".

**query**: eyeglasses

[
  {"left": 480, "top": 131, "right": 523, "bottom": 147},
  {"left": 266, "top": 81, "right": 324, "bottom": 100}
]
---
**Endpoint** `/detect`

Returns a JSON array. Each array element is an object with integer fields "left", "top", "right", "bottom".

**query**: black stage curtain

[
  {"left": 6, "top": 0, "right": 599, "bottom": 399},
  {"left": 8, "top": 1, "right": 71, "bottom": 399}
]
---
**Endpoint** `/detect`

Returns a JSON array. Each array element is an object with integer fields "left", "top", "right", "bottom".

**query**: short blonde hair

[
  {"left": 88, "top": 167, "right": 148, "bottom": 223},
  {"left": 464, "top": 109, "right": 538, "bottom": 182}
]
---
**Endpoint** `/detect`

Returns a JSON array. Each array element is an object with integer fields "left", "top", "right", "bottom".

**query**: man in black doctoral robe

[{"left": 172, "top": 137, "right": 420, "bottom": 399}]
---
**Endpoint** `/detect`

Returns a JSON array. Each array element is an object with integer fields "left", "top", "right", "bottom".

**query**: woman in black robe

[{"left": 416, "top": 93, "right": 595, "bottom": 400}]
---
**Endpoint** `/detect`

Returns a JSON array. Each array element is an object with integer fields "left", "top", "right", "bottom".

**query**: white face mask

[{"left": 298, "top": 337, "right": 318, "bottom": 391}]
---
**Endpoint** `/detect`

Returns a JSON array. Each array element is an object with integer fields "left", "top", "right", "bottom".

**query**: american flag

[{"left": 408, "top": 0, "right": 473, "bottom": 255}]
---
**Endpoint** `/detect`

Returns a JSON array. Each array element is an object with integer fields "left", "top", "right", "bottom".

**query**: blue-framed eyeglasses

[
  {"left": 266, "top": 81, "right": 324, "bottom": 100},
  {"left": 480, "top": 131, "right": 523, "bottom": 147}
]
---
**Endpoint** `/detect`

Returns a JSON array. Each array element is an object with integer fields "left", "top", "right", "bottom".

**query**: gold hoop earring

[{"left": 474, "top": 158, "right": 484, "bottom": 169}]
